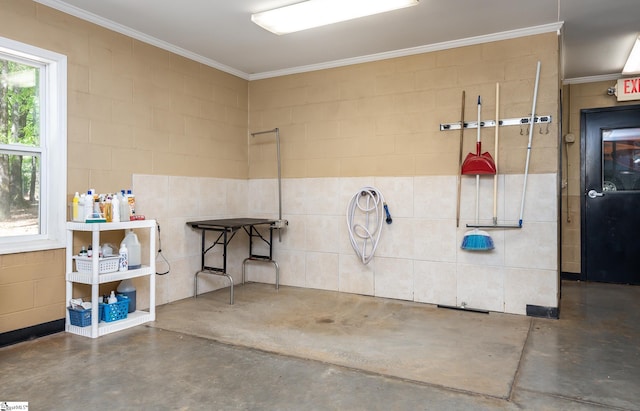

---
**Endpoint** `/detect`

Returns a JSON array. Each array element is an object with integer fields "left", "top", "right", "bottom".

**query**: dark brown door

[{"left": 581, "top": 104, "right": 640, "bottom": 284}]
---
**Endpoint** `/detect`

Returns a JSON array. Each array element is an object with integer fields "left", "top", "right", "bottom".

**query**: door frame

[{"left": 580, "top": 103, "right": 640, "bottom": 282}]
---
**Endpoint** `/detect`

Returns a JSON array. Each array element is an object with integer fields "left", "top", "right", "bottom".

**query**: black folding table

[{"left": 187, "top": 218, "right": 279, "bottom": 304}]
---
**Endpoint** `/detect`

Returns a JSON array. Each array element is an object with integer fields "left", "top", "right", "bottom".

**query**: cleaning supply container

[
  {"left": 117, "top": 279, "right": 136, "bottom": 313},
  {"left": 120, "top": 191, "right": 130, "bottom": 221},
  {"left": 121, "top": 229, "right": 141, "bottom": 269},
  {"left": 118, "top": 243, "right": 128, "bottom": 271},
  {"left": 72, "top": 192, "right": 79, "bottom": 221}
]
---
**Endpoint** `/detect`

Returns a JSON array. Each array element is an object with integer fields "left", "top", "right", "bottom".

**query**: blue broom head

[{"left": 461, "top": 229, "right": 494, "bottom": 251}]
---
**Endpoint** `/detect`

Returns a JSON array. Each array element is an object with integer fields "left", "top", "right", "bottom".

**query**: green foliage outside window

[{"left": 0, "top": 58, "right": 40, "bottom": 234}]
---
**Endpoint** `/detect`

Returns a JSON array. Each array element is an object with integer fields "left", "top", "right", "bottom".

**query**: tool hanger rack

[{"left": 440, "top": 115, "right": 552, "bottom": 131}]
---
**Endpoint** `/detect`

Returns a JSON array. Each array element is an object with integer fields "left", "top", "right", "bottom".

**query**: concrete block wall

[
  {"left": 249, "top": 34, "right": 560, "bottom": 179},
  {"left": 0, "top": 1, "right": 249, "bottom": 333},
  {"left": 0, "top": 0, "right": 564, "bottom": 333},
  {"left": 0, "top": 250, "right": 65, "bottom": 333},
  {"left": 246, "top": 34, "right": 561, "bottom": 313}
]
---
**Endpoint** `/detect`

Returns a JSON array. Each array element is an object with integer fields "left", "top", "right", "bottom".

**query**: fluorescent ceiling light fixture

[
  {"left": 251, "top": 0, "right": 419, "bottom": 35},
  {"left": 623, "top": 35, "right": 640, "bottom": 74}
]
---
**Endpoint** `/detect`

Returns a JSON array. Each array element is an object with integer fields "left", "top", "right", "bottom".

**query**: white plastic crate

[{"left": 73, "top": 256, "right": 120, "bottom": 274}]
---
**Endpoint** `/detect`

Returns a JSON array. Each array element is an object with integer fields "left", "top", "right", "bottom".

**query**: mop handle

[
  {"left": 519, "top": 61, "right": 541, "bottom": 227},
  {"left": 476, "top": 96, "right": 481, "bottom": 145},
  {"left": 476, "top": 95, "right": 481, "bottom": 224},
  {"left": 476, "top": 175, "right": 480, "bottom": 223}
]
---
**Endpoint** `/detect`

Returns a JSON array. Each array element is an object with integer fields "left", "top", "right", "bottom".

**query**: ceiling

[{"left": 35, "top": 0, "right": 640, "bottom": 82}]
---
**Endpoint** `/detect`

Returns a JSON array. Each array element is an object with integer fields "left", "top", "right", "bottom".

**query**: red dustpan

[
  {"left": 462, "top": 142, "right": 496, "bottom": 174},
  {"left": 461, "top": 96, "right": 496, "bottom": 175}
]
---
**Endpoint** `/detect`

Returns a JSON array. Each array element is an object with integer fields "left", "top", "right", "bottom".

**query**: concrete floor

[{"left": 1, "top": 281, "right": 639, "bottom": 410}]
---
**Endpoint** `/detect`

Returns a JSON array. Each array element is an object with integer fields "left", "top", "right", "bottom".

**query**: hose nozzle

[{"left": 383, "top": 203, "right": 392, "bottom": 224}]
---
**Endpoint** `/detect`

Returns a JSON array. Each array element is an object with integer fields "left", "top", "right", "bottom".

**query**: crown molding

[
  {"left": 34, "top": 0, "right": 250, "bottom": 79},
  {"left": 249, "top": 22, "right": 564, "bottom": 80},
  {"left": 563, "top": 73, "right": 623, "bottom": 85},
  {"left": 34, "top": 1, "right": 563, "bottom": 82}
]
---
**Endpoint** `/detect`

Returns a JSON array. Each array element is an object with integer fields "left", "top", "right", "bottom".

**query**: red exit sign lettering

[{"left": 617, "top": 77, "right": 640, "bottom": 101}]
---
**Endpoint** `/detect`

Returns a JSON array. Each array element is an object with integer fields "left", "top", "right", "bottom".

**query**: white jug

[{"left": 120, "top": 230, "right": 141, "bottom": 269}]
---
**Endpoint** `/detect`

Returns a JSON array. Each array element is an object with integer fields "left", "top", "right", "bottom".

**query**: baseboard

[
  {"left": 0, "top": 319, "right": 64, "bottom": 348},
  {"left": 561, "top": 272, "right": 582, "bottom": 281},
  {"left": 526, "top": 304, "right": 559, "bottom": 319},
  {"left": 437, "top": 304, "right": 489, "bottom": 314}
]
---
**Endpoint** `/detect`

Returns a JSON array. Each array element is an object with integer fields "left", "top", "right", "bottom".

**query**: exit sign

[{"left": 617, "top": 77, "right": 640, "bottom": 101}]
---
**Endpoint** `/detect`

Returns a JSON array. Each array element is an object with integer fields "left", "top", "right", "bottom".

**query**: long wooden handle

[
  {"left": 493, "top": 83, "right": 499, "bottom": 224},
  {"left": 456, "top": 90, "right": 465, "bottom": 228}
]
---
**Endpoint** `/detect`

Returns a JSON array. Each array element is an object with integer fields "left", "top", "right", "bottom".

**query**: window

[
  {"left": 0, "top": 36, "right": 66, "bottom": 254},
  {"left": 602, "top": 128, "right": 640, "bottom": 191}
]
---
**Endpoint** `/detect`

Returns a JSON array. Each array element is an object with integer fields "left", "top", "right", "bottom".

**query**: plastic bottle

[
  {"left": 108, "top": 291, "right": 118, "bottom": 304},
  {"left": 92, "top": 190, "right": 100, "bottom": 214},
  {"left": 126, "top": 189, "right": 136, "bottom": 216},
  {"left": 120, "top": 191, "right": 130, "bottom": 221},
  {"left": 103, "top": 199, "right": 112, "bottom": 222},
  {"left": 84, "top": 190, "right": 94, "bottom": 221},
  {"left": 119, "top": 243, "right": 128, "bottom": 271},
  {"left": 101, "top": 243, "right": 113, "bottom": 257},
  {"left": 72, "top": 192, "right": 79, "bottom": 221},
  {"left": 111, "top": 194, "right": 120, "bottom": 223},
  {"left": 117, "top": 279, "right": 136, "bottom": 313},
  {"left": 78, "top": 194, "right": 85, "bottom": 220},
  {"left": 120, "top": 230, "right": 141, "bottom": 269}
]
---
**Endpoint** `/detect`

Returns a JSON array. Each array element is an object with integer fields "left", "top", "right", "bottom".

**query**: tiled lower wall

[{"left": 134, "top": 173, "right": 558, "bottom": 315}]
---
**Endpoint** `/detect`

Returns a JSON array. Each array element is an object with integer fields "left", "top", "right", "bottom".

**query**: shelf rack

[{"left": 65, "top": 219, "right": 156, "bottom": 338}]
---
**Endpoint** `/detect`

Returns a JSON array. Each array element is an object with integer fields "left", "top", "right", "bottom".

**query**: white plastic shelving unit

[{"left": 65, "top": 219, "right": 156, "bottom": 338}]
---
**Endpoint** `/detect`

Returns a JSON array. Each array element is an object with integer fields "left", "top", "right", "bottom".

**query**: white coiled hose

[{"left": 347, "top": 187, "right": 385, "bottom": 264}]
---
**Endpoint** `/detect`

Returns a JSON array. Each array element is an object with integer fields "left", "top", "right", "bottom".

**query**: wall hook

[{"left": 440, "top": 115, "right": 551, "bottom": 131}]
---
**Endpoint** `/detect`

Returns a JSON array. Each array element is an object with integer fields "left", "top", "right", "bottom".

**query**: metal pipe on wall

[{"left": 250, "top": 128, "right": 287, "bottom": 240}]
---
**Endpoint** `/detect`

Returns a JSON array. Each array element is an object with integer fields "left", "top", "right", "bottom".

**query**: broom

[{"left": 461, "top": 96, "right": 494, "bottom": 251}]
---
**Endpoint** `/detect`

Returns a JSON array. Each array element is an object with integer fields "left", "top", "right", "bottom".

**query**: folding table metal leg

[
  {"left": 194, "top": 229, "right": 207, "bottom": 298},
  {"left": 194, "top": 270, "right": 234, "bottom": 304},
  {"left": 241, "top": 225, "right": 279, "bottom": 289},
  {"left": 193, "top": 228, "right": 235, "bottom": 304},
  {"left": 242, "top": 258, "right": 279, "bottom": 289}
]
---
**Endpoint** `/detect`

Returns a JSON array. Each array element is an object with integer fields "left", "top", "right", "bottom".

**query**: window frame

[{"left": 0, "top": 36, "right": 67, "bottom": 254}]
